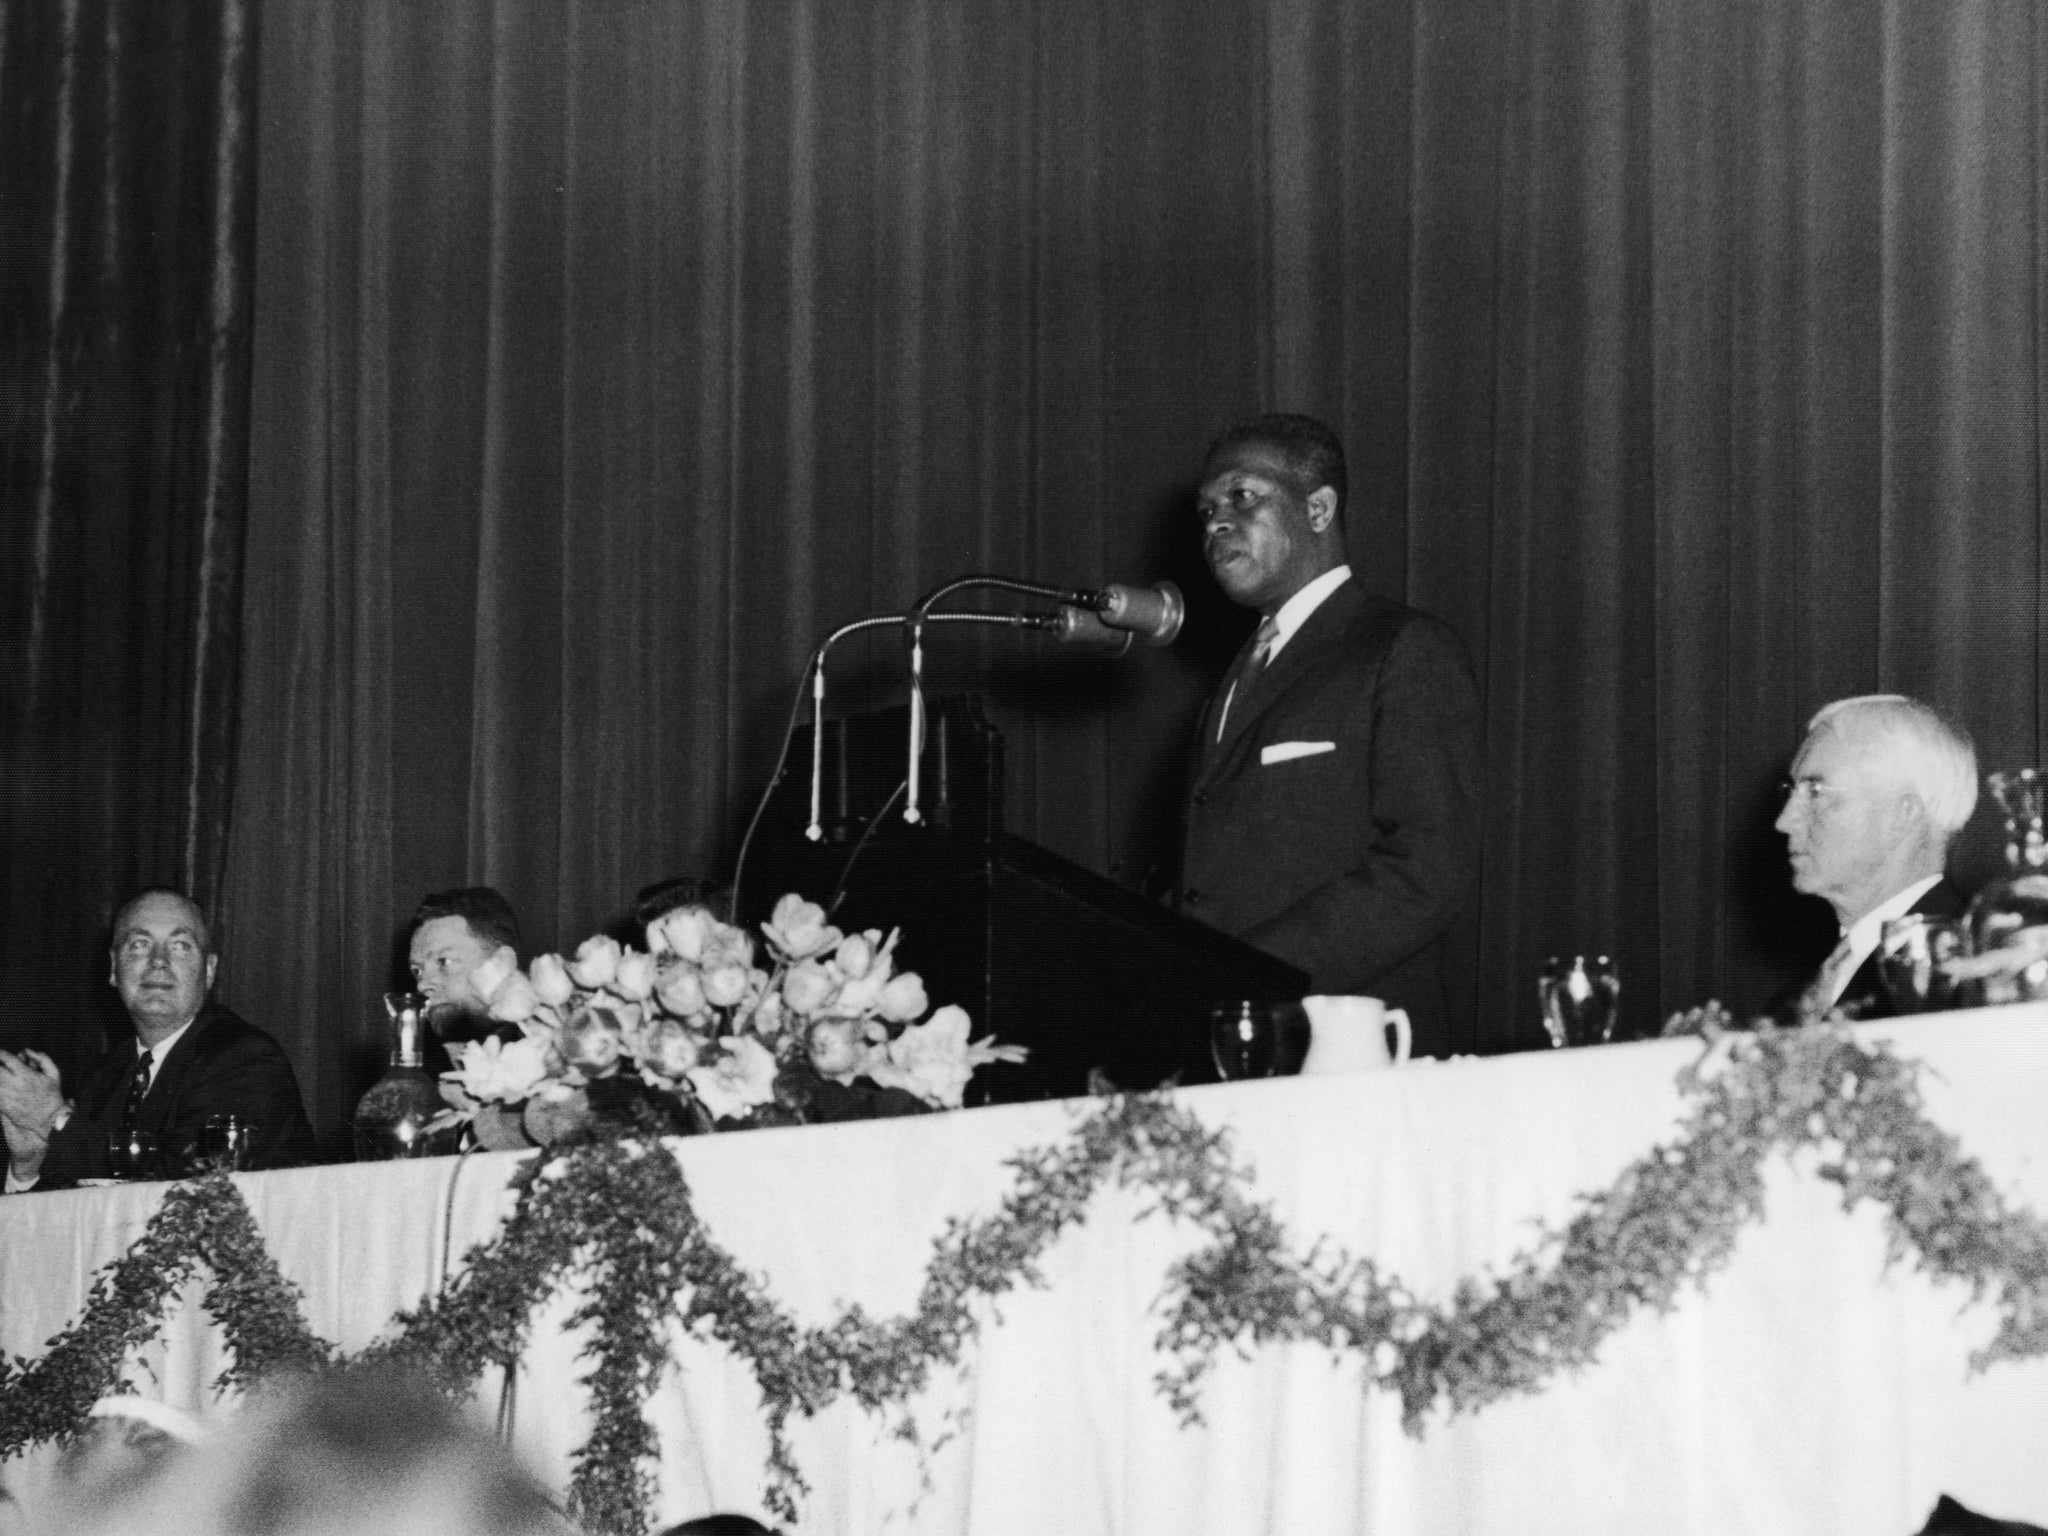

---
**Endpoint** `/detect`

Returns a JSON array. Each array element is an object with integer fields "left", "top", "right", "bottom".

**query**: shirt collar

[
  {"left": 1263, "top": 565, "right": 1351, "bottom": 663},
  {"left": 142, "top": 1015, "right": 199, "bottom": 1076},
  {"left": 1840, "top": 875, "right": 1945, "bottom": 962}
]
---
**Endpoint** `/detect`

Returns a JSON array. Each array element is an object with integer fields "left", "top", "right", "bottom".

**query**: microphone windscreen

[
  {"left": 1097, "top": 581, "right": 1184, "bottom": 645},
  {"left": 1051, "top": 606, "right": 1137, "bottom": 655}
]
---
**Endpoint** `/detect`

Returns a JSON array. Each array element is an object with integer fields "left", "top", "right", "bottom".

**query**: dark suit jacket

[
  {"left": 27, "top": 1000, "right": 318, "bottom": 1189},
  {"left": 1178, "top": 579, "right": 1482, "bottom": 1052},
  {"left": 1770, "top": 876, "right": 1968, "bottom": 1025}
]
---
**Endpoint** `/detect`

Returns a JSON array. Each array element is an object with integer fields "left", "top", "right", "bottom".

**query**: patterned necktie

[
  {"left": 119, "top": 1051, "right": 154, "bottom": 1131},
  {"left": 1215, "top": 617, "right": 1281, "bottom": 742},
  {"left": 1805, "top": 934, "right": 1858, "bottom": 1017}
]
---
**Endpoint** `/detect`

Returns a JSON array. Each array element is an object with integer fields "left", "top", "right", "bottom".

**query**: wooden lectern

[{"left": 740, "top": 696, "right": 1307, "bottom": 1102}]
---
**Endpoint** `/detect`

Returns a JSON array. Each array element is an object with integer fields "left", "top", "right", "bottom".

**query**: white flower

[
  {"left": 612, "top": 949, "right": 658, "bottom": 1001},
  {"left": 559, "top": 1004, "right": 628, "bottom": 1075},
  {"left": 687, "top": 1035, "right": 780, "bottom": 1121},
  {"left": 749, "top": 989, "right": 788, "bottom": 1039},
  {"left": 529, "top": 953, "right": 575, "bottom": 1007},
  {"left": 864, "top": 1005, "right": 977, "bottom": 1108},
  {"left": 648, "top": 906, "right": 712, "bottom": 962},
  {"left": 808, "top": 1017, "right": 866, "bottom": 1080},
  {"left": 487, "top": 971, "right": 540, "bottom": 1024},
  {"left": 638, "top": 1016, "right": 705, "bottom": 1082},
  {"left": 700, "top": 920, "right": 756, "bottom": 971},
  {"left": 877, "top": 971, "right": 927, "bottom": 1023},
  {"left": 835, "top": 964, "right": 890, "bottom": 1017},
  {"left": 655, "top": 964, "right": 707, "bottom": 1018},
  {"left": 865, "top": 1005, "right": 1024, "bottom": 1109},
  {"left": 469, "top": 948, "right": 517, "bottom": 1006},
  {"left": 567, "top": 935, "right": 622, "bottom": 990},
  {"left": 703, "top": 962, "right": 752, "bottom": 1009},
  {"left": 764, "top": 894, "right": 841, "bottom": 961},
  {"left": 442, "top": 1034, "right": 552, "bottom": 1105},
  {"left": 781, "top": 960, "right": 837, "bottom": 1017},
  {"left": 834, "top": 930, "right": 879, "bottom": 980}
]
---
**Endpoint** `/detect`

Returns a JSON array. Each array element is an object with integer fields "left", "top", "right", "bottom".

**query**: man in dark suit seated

[
  {"left": 1176, "top": 413, "right": 1482, "bottom": 1054},
  {"left": 0, "top": 888, "right": 317, "bottom": 1190},
  {"left": 1772, "top": 694, "right": 1977, "bottom": 1020}
]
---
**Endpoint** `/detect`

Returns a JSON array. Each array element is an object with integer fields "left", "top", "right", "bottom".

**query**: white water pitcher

[{"left": 1300, "top": 995, "right": 1412, "bottom": 1074}]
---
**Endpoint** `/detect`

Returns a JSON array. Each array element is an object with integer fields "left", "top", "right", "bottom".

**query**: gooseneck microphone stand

[
  {"left": 809, "top": 608, "right": 1056, "bottom": 839},
  {"left": 902, "top": 575, "right": 1098, "bottom": 825},
  {"left": 727, "top": 576, "right": 1158, "bottom": 923},
  {"left": 725, "top": 607, "right": 1064, "bottom": 923}
]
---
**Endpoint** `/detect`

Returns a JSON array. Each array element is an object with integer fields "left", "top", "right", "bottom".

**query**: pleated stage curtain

[
  {"left": 4, "top": 1, "right": 2043, "bottom": 1150},
  {"left": 0, "top": 0, "right": 258, "bottom": 1072},
  {"left": 223, "top": 0, "right": 2048, "bottom": 1147}
]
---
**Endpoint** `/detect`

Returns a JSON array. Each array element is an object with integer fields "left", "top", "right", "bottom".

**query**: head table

[{"left": 2, "top": 1008, "right": 2045, "bottom": 1535}]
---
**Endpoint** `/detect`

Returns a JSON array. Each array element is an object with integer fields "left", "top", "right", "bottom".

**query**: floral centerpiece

[{"left": 433, "top": 894, "right": 1026, "bottom": 1148}]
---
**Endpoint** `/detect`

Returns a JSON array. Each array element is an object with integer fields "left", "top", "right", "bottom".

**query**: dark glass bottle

[{"left": 353, "top": 992, "right": 448, "bottom": 1159}]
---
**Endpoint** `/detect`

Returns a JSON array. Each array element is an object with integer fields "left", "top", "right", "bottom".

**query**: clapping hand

[{"left": 0, "top": 1048, "right": 66, "bottom": 1157}]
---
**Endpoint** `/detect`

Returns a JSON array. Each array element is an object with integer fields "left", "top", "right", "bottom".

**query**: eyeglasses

[{"left": 1780, "top": 776, "right": 1841, "bottom": 812}]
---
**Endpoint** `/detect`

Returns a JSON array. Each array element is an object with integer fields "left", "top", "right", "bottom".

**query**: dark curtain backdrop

[
  {"left": 5, "top": 0, "right": 2041, "bottom": 1151},
  {"left": 0, "top": 0, "right": 258, "bottom": 1073}
]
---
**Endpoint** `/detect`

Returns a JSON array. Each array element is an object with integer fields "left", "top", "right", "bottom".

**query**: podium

[{"left": 741, "top": 697, "right": 1307, "bottom": 1102}]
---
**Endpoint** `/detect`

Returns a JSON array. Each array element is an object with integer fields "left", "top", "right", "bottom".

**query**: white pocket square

[{"left": 1260, "top": 740, "right": 1336, "bottom": 765}]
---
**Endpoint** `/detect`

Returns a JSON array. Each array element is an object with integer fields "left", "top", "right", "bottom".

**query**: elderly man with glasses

[{"left": 1770, "top": 694, "right": 1978, "bottom": 1021}]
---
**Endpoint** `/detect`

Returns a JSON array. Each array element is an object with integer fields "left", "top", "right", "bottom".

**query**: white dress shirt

[
  {"left": 1214, "top": 565, "right": 1352, "bottom": 741},
  {"left": 1261, "top": 563, "right": 1352, "bottom": 666}
]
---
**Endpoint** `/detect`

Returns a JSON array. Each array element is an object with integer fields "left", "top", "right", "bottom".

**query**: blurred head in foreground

[
  {"left": 36, "top": 1397, "right": 203, "bottom": 1530},
  {"left": 49, "top": 1371, "right": 566, "bottom": 1536},
  {"left": 661, "top": 1516, "right": 780, "bottom": 1536}
]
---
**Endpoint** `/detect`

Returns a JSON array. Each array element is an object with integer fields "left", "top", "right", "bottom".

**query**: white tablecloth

[{"left": 5, "top": 1010, "right": 2047, "bottom": 1534}]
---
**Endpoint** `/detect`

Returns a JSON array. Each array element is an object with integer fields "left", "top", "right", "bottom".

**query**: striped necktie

[
  {"left": 1215, "top": 616, "right": 1281, "bottom": 742},
  {"left": 1804, "top": 934, "right": 1859, "bottom": 1017}
]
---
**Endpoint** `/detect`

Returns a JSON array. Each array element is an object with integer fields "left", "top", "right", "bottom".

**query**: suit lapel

[
  {"left": 138, "top": 1009, "right": 214, "bottom": 1133},
  {"left": 1200, "top": 581, "right": 1363, "bottom": 783},
  {"left": 79, "top": 1036, "right": 143, "bottom": 1123}
]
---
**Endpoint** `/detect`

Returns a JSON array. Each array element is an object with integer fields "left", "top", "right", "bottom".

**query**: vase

[
  {"left": 354, "top": 992, "right": 451, "bottom": 1160},
  {"left": 1962, "top": 769, "right": 2048, "bottom": 1005}
]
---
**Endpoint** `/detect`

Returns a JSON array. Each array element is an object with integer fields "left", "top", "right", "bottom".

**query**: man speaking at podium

[{"left": 1177, "top": 414, "right": 1482, "bottom": 1053}]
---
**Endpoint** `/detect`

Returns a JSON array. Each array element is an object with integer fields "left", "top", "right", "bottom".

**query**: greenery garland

[
  {"left": 4, "top": 1023, "right": 2048, "bottom": 1536},
  {"left": 0, "top": 1177, "right": 329, "bottom": 1449}
]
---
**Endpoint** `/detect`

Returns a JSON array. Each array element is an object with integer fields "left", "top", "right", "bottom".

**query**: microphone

[
  {"left": 1044, "top": 606, "right": 1136, "bottom": 656},
  {"left": 1089, "top": 581, "right": 1184, "bottom": 646},
  {"left": 892, "top": 572, "right": 1180, "bottom": 825}
]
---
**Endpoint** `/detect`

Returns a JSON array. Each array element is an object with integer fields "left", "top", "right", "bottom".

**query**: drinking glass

[
  {"left": 201, "top": 1114, "right": 256, "bottom": 1172},
  {"left": 105, "top": 1128, "right": 159, "bottom": 1182},
  {"left": 1876, "top": 913, "right": 1967, "bottom": 1015},
  {"left": 1210, "top": 1001, "right": 1278, "bottom": 1080},
  {"left": 1539, "top": 955, "right": 1621, "bottom": 1047},
  {"left": 1207, "top": 1000, "right": 1310, "bottom": 1080}
]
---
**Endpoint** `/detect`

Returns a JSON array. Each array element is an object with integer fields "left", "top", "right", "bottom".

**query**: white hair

[{"left": 1807, "top": 694, "right": 1979, "bottom": 840}]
